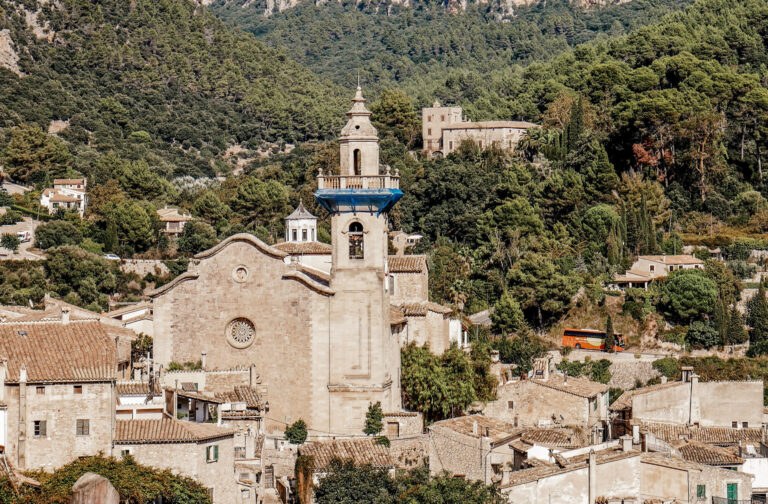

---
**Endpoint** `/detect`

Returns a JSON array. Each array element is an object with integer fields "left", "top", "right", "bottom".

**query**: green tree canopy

[{"left": 658, "top": 269, "right": 718, "bottom": 323}]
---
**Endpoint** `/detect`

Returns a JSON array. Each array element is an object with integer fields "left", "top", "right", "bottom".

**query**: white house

[
  {"left": 39, "top": 178, "right": 87, "bottom": 216},
  {"left": 611, "top": 254, "right": 704, "bottom": 290}
]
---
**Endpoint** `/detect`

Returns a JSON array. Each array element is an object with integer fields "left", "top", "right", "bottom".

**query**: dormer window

[{"left": 349, "top": 222, "right": 364, "bottom": 259}]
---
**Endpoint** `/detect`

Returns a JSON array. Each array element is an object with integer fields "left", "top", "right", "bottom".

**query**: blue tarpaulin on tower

[{"left": 314, "top": 189, "right": 403, "bottom": 216}]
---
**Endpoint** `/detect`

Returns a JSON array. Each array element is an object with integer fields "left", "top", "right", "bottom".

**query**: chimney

[
  {"left": 632, "top": 425, "right": 640, "bottom": 445},
  {"left": 61, "top": 307, "right": 70, "bottom": 325},
  {"left": 201, "top": 351, "right": 207, "bottom": 369},
  {"left": 588, "top": 450, "right": 596, "bottom": 504},
  {"left": 621, "top": 435, "right": 633, "bottom": 452},
  {"left": 661, "top": 376, "right": 667, "bottom": 384},
  {"left": 472, "top": 420, "right": 478, "bottom": 436}
]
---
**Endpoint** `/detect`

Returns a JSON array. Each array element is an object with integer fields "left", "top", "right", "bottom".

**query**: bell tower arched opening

[{"left": 353, "top": 149, "right": 361, "bottom": 176}]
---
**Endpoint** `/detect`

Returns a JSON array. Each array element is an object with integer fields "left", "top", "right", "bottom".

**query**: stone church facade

[{"left": 151, "top": 88, "right": 409, "bottom": 437}]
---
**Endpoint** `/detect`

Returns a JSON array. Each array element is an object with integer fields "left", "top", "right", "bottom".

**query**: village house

[
  {"left": 421, "top": 101, "right": 538, "bottom": 157},
  {"left": 389, "top": 230, "right": 422, "bottom": 256},
  {"left": 428, "top": 414, "right": 521, "bottom": 484},
  {"left": 115, "top": 381, "right": 163, "bottom": 420},
  {"left": 482, "top": 356, "right": 609, "bottom": 430},
  {"left": 103, "top": 301, "right": 154, "bottom": 337},
  {"left": 501, "top": 439, "right": 754, "bottom": 504},
  {"left": 39, "top": 178, "right": 87, "bottom": 216},
  {"left": 112, "top": 417, "right": 237, "bottom": 504},
  {"left": 611, "top": 254, "right": 704, "bottom": 290},
  {"left": 0, "top": 318, "right": 117, "bottom": 471},
  {"left": 610, "top": 370, "right": 764, "bottom": 433},
  {"left": 156, "top": 206, "right": 192, "bottom": 236}
]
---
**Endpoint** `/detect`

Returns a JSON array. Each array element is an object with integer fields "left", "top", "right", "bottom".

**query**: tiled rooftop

[
  {"left": 519, "top": 428, "right": 585, "bottom": 448},
  {"left": 399, "top": 301, "right": 453, "bottom": 317},
  {"left": 387, "top": 255, "right": 427, "bottom": 273},
  {"left": 429, "top": 415, "right": 520, "bottom": 443},
  {"left": 117, "top": 381, "right": 161, "bottom": 396},
  {"left": 0, "top": 321, "right": 117, "bottom": 382},
  {"left": 609, "top": 382, "right": 683, "bottom": 411},
  {"left": 272, "top": 241, "right": 332, "bottom": 255},
  {"left": 114, "top": 418, "right": 234, "bottom": 444},
  {"left": 298, "top": 438, "right": 393, "bottom": 469},
  {"left": 670, "top": 439, "right": 744, "bottom": 466},
  {"left": 214, "top": 385, "right": 262, "bottom": 409},
  {"left": 511, "top": 373, "right": 608, "bottom": 399},
  {"left": 640, "top": 422, "right": 763, "bottom": 445}
]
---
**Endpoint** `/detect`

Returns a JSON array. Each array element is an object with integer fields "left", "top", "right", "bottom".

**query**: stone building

[
  {"left": 151, "top": 87, "right": 406, "bottom": 437},
  {"left": 39, "top": 178, "right": 87, "bottom": 216},
  {"left": 610, "top": 372, "right": 764, "bottom": 432},
  {"left": 112, "top": 417, "right": 237, "bottom": 504},
  {"left": 482, "top": 357, "right": 609, "bottom": 429},
  {"left": 428, "top": 414, "right": 520, "bottom": 484},
  {"left": 0, "top": 319, "right": 117, "bottom": 471},
  {"left": 501, "top": 444, "right": 754, "bottom": 504},
  {"left": 611, "top": 254, "right": 704, "bottom": 290},
  {"left": 421, "top": 101, "right": 538, "bottom": 157},
  {"left": 157, "top": 206, "right": 192, "bottom": 236}
]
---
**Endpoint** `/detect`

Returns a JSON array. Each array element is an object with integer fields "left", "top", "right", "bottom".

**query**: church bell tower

[{"left": 314, "top": 87, "right": 403, "bottom": 434}]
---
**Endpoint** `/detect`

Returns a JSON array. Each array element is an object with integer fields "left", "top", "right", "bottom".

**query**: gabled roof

[
  {"left": 272, "top": 241, "right": 331, "bottom": 255},
  {"left": 670, "top": 439, "right": 744, "bottom": 466},
  {"left": 53, "top": 178, "right": 85, "bottom": 185},
  {"left": 286, "top": 201, "right": 316, "bottom": 220},
  {"left": 298, "top": 438, "right": 393, "bottom": 470},
  {"left": 640, "top": 255, "right": 703, "bottom": 265},
  {"left": 519, "top": 428, "right": 585, "bottom": 449},
  {"left": 0, "top": 321, "right": 117, "bottom": 383},
  {"left": 117, "top": 381, "right": 161, "bottom": 396},
  {"left": 104, "top": 302, "right": 151, "bottom": 319},
  {"left": 114, "top": 417, "right": 234, "bottom": 444},
  {"left": 387, "top": 255, "right": 427, "bottom": 273}
]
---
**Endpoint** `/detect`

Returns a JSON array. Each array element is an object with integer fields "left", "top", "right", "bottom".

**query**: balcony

[{"left": 317, "top": 170, "right": 400, "bottom": 190}]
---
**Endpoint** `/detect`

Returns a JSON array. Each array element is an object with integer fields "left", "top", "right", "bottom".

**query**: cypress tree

[
  {"left": 713, "top": 296, "right": 727, "bottom": 344},
  {"left": 726, "top": 307, "right": 748, "bottom": 346},
  {"left": 605, "top": 316, "right": 615, "bottom": 353},
  {"left": 747, "top": 285, "right": 768, "bottom": 345},
  {"left": 566, "top": 96, "right": 585, "bottom": 153}
]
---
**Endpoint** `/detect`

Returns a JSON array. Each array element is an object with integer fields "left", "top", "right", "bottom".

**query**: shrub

[
  {"left": 34, "top": 220, "right": 83, "bottom": 249},
  {"left": 652, "top": 357, "right": 679, "bottom": 379},
  {"left": 686, "top": 320, "right": 720, "bottom": 349},
  {"left": 285, "top": 419, "right": 308, "bottom": 445}
]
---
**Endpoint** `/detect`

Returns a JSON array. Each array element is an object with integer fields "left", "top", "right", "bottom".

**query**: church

[{"left": 150, "top": 87, "right": 455, "bottom": 437}]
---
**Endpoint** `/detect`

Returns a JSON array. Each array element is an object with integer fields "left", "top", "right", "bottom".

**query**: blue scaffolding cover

[{"left": 314, "top": 189, "right": 403, "bottom": 216}]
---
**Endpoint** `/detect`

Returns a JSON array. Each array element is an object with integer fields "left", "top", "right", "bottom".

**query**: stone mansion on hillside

[{"left": 149, "top": 87, "right": 455, "bottom": 437}]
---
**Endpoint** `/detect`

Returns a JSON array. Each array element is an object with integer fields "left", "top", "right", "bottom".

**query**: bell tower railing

[{"left": 317, "top": 168, "right": 400, "bottom": 190}]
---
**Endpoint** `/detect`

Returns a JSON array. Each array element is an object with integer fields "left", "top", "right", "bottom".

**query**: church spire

[{"left": 339, "top": 86, "right": 378, "bottom": 176}]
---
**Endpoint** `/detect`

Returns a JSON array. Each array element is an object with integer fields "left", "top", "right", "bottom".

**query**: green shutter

[
  {"left": 697, "top": 485, "right": 705, "bottom": 498},
  {"left": 214, "top": 445, "right": 218, "bottom": 461}
]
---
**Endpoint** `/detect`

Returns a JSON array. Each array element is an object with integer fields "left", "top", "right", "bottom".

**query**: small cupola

[{"left": 285, "top": 200, "right": 317, "bottom": 243}]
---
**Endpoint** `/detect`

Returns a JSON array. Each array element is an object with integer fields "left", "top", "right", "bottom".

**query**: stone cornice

[
  {"left": 148, "top": 271, "right": 200, "bottom": 298},
  {"left": 194, "top": 233, "right": 288, "bottom": 261}
]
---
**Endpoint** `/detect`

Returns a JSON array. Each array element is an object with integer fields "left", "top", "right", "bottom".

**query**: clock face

[{"left": 227, "top": 318, "right": 256, "bottom": 349}]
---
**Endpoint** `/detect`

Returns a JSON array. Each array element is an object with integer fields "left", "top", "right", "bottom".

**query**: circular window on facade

[
  {"left": 232, "top": 265, "right": 249, "bottom": 283},
  {"left": 226, "top": 318, "right": 256, "bottom": 349}
]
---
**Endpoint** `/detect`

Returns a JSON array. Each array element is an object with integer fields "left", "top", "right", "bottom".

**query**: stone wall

[
  {"left": 120, "top": 259, "right": 170, "bottom": 278},
  {"left": 113, "top": 437, "right": 236, "bottom": 504},
  {"left": 5, "top": 382, "right": 114, "bottom": 471},
  {"left": 390, "top": 435, "right": 428, "bottom": 469},
  {"left": 607, "top": 361, "right": 660, "bottom": 389},
  {"left": 428, "top": 424, "right": 488, "bottom": 481},
  {"left": 390, "top": 271, "right": 428, "bottom": 304},
  {"left": 483, "top": 380, "right": 591, "bottom": 427}
]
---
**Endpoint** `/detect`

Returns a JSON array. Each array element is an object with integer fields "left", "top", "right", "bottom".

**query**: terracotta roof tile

[
  {"left": 399, "top": 302, "right": 453, "bottom": 317},
  {"left": 272, "top": 241, "right": 332, "bottom": 255},
  {"left": 387, "top": 255, "right": 427, "bottom": 273},
  {"left": 389, "top": 306, "right": 407, "bottom": 325},
  {"left": 670, "top": 439, "right": 744, "bottom": 466},
  {"left": 53, "top": 178, "right": 85, "bottom": 185},
  {"left": 117, "top": 381, "right": 161, "bottom": 396},
  {"left": 156, "top": 207, "right": 191, "bottom": 222},
  {"left": 640, "top": 255, "right": 703, "bottom": 265},
  {"left": 429, "top": 415, "right": 521, "bottom": 443},
  {"left": 214, "top": 385, "right": 263, "bottom": 409},
  {"left": 520, "top": 428, "right": 585, "bottom": 448},
  {"left": 298, "top": 438, "right": 393, "bottom": 470},
  {"left": 114, "top": 418, "right": 234, "bottom": 444},
  {"left": 640, "top": 422, "right": 763, "bottom": 445},
  {"left": 0, "top": 321, "right": 117, "bottom": 382},
  {"left": 522, "top": 374, "right": 608, "bottom": 399}
]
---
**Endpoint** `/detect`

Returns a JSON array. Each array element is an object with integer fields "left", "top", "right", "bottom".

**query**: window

[
  {"left": 241, "top": 489, "right": 250, "bottom": 499},
  {"left": 121, "top": 449, "right": 131, "bottom": 457},
  {"left": 388, "top": 275, "right": 395, "bottom": 294},
  {"left": 234, "top": 446, "right": 246, "bottom": 459},
  {"left": 593, "top": 399, "right": 598, "bottom": 411},
  {"left": 33, "top": 420, "right": 46, "bottom": 437},
  {"left": 292, "top": 230, "right": 297, "bottom": 241},
  {"left": 427, "top": 128, "right": 432, "bottom": 136},
  {"left": 449, "top": 141, "right": 453, "bottom": 150},
  {"left": 507, "top": 401, "right": 514, "bottom": 410},
  {"left": 76, "top": 419, "right": 89, "bottom": 436},
  {"left": 743, "top": 422, "right": 749, "bottom": 428},
  {"left": 206, "top": 445, "right": 219, "bottom": 462},
  {"left": 441, "top": 115, "right": 445, "bottom": 121},
  {"left": 697, "top": 484, "right": 706, "bottom": 498},
  {"left": 73, "top": 385, "right": 83, "bottom": 394},
  {"left": 36, "top": 386, "right": 45, "bottom": 395},
  {"left": 302, "top": 229, "right": 307, "bottom": 241},
  {"left": 732, "top": 421, "right": 738, "bottom": 428},
  {"left": 349, "top": 222, "right": 364, "bottom": 259},
  {"left": 427, "top": 115, "right": 432, "bottom": 122},
  {"left": 353, "top": 149, "right": 361, "bottom": 176}
]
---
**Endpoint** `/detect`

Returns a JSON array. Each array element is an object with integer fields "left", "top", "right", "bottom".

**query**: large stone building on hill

[{"left": 150, "top": 87, "right": 451, "bottom": 437}]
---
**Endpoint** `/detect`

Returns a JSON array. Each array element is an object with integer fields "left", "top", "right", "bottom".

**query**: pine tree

[
  {"left": 726, "top": 307, "right": 748, "bottom": 346},
  {"left": 605, "top": 316, "right": 615, "bottom": 353}
]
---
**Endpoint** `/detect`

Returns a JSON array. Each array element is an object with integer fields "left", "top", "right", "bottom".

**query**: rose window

[{"left": 227, "top": 318, "right": 255, "bottom": 349}]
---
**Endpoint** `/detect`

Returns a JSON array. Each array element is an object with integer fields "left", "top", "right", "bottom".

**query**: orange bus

[{"left": 561, "top": 328, "right": 625, "bottom": 352}]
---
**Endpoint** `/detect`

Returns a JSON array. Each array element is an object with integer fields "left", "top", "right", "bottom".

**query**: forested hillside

[
  {"left": 211, "top": 0, "right": 693, "bottom": 93},
  {"left": 0, "top": 0, "right": 345, "bottom": 180}
]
